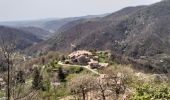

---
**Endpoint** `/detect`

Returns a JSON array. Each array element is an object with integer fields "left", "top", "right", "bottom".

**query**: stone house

[{"left": 68, "top": 50, "right": 92, "bottom": 65}]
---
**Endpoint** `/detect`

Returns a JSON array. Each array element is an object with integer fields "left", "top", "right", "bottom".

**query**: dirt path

[{"left": 58, "top": 61, "right": 100, "bottom": 75}]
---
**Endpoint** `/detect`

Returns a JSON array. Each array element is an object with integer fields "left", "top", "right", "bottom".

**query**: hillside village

[
  {"left": 0, "top": 0, "right": 170, "bottom": 100},
  {"left": 64, "top": 50, "right": 109, "bottom": 68}
]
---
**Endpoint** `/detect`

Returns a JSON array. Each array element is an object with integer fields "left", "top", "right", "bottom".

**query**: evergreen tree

[
  {"left": 60, "top": 55, "right": 66, "bottom": 62},
  {"left": 58, "top": 67, "right": 65, "bottom": 82},
  {"left": 16, "top": 70, "right": 25, "bottom": 83},
  {"left": 32, "top": 67, "right": 44, "bottom": 90}
]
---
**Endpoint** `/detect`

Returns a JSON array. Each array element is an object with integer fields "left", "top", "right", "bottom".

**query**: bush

[
  {"left": 0, "top": 91, "right": 5, "bottom": 98},
  {"left": 58, "top": 67, "right": 66, "bottom": 82},
  {"left": 68, "top": 66, "right": 84, "bottom": 74},
  {"left": 54, "top": 83, "right": 70, "bottom": 98},
  {"left": 133, "top": 83, "right": 170, "bottom": 100},
  {"left": 16, "top": 70, "right": 25, "bottom": 84},
  {"left": 32, "top": 67, "right": 44, "bottom": 90}
]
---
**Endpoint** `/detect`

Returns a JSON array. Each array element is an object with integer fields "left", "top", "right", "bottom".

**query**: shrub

[
  {"left": 68, "top": 66, "right": 84, "bottom": 74},
  {"left": 133, "top": 83, "right": 170, "bottom": 100},
  {"left": 54, "top": 83, "right": 70, "bottom": 98},
  {"left": 32, "top": 67, "right": 44, "bottom": 90},
  {"left": 58, "top": 67, "right": 66, "bottom": 82},
  {"left": 0, "top": 91, "right": 5, "bottom": 98},
  {"left": 16, "top": 70, "right": 25, "bottom": 84}
]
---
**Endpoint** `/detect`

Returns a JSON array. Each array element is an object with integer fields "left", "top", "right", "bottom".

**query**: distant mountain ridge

[
  {"left": 0, "top": 26, "right": 42, "bottom": 50},
  {"left": 0, "top": 14, "right": 108, "bottom": 33},
  {"left": 18, "top": 27, "right": 53, "bottom": 40}
]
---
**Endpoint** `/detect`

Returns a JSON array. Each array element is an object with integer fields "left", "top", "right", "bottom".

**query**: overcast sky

[{"left": 0, "top": 0, "right": 161, "bottom": 21}]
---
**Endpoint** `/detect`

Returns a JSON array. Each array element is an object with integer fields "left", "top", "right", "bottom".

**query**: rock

[
  {"left": 93, "top": 56, "right": 99, "bottom": 61},
  {"left": 99, "top": 63, "right": 109, "bottom": 68}
]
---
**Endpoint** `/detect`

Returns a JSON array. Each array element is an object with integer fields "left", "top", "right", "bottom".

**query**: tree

[
  {"left": 0, "top": 33, "right": 17, "bottom": 100},
  {"left": 16, "top": 70, "right": 25, "bottom": 84},
  {"left": 32, "top": 67, "right": 44, "bottom": 90},
  {"left": 60, "top": 55, "right": 66, "bottom": 62},
  {"left": 102, "top": 66, "right": 133, "bottom": 100},
  {"left": 41, "top": 57, "right": 45, "bottom": 65},
  {"left": 0, "top": 32, "right": 39, "bottom": 100},
  {"left": 96, "top": 76, "right": 108, "bottom": 100},
  {"left": 68, "top": 74, "right": 95, "bottom": 100},
  {"left": 58, "top": 67, "right": 66, "bottom": 82}
]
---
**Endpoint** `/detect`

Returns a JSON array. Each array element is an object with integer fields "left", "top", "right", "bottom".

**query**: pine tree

[
  {"left": 58, "top": 67, "right": 65, "bottom": 82},
  {"left": 32, "top": 67, "right": 44, "bottom": 90},
  {"left": 60, "top": 55, "right": 66, "bottom": 62},
  {"left": 16, "top": 70, "right": 25, "bottom": 83}
]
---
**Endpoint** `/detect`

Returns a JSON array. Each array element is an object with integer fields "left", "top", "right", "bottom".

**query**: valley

[{"left": 0, "top": 0, "right": 170, "bottom": 100}]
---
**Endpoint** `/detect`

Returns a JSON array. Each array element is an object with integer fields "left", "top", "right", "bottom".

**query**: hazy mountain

[
  {"left": 57, "top": 17, "right": 103, "bottom": 33},
  {"left": 0, "top": 26, "right": 42, "bottom": 50},
  {"left": 19, "top": 27, "right": 53, "bottom": 40},
  {"left": 0, "top": 18, "right": 55, "bottom": 29},
  {"left": 28, "top": 6, "right": 145, "bottom": 53},
  {"left": 27, "top": 0, "right": 170, "bottom": 72},
  {"left": 0, "top": 14, "right": 108, "bottom": 33}
]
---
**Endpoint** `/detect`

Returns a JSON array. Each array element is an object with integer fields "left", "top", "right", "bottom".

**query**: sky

[{"left": 0, "top": 0, "right": 161, "bottom": 21}]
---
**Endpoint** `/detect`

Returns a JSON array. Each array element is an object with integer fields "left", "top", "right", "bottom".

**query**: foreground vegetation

[{"left": 0, "top": 50, "right": 170, "bottom": 100}]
